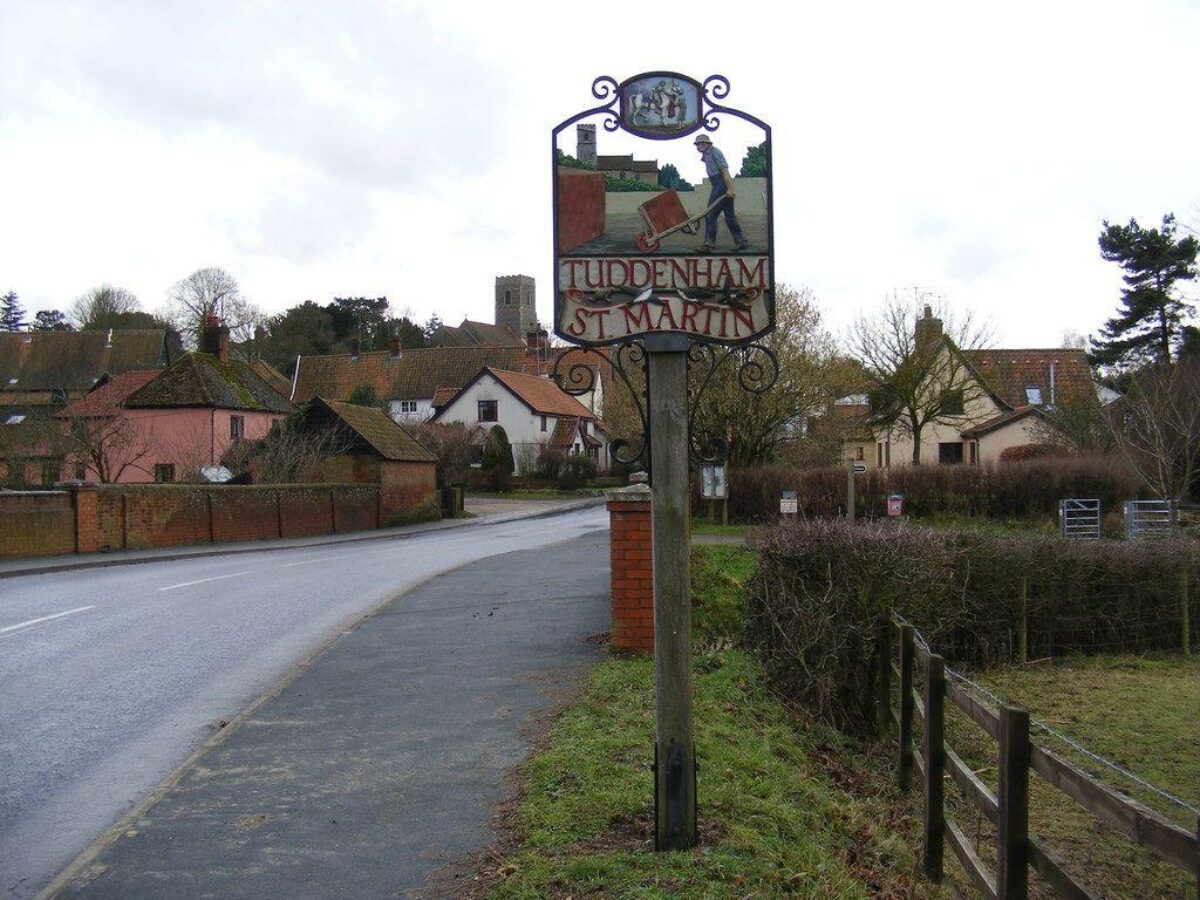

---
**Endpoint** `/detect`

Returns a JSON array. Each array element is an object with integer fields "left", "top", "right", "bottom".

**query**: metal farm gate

[
  {"left": 1058, "top": 499, "right": 1101, "bottom": 539},
  {"left": 1124, "top": 499, "right": 1175, "bottom": 539}
]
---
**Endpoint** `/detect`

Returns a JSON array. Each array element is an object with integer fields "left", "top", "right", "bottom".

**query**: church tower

[
  {"left": 576, "top": 123, "right": 597, "bottom": 168},
  {"left": 495, "top": 275, "right": 536, "bottom": 340}
]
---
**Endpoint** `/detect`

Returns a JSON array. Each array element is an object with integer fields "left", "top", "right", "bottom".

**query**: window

[
  {"left": 230, "top": 415, "right": 244, "bottom": 441},
  {"left": 969, "top": 442, "right": 979, "bottom": 465},
  {"left": 478, "top": 400, "right": 498, "bottom": 422},
  {"left": 1025, "top": 386, "right": 1043, "bottom": 406},
  {"left": 504, "top": 290, "right": 512, "bottom": 305},
  {"left": 74, "top": 466, "right": 87, "bottom": 481},
  {"left": 877, "top": 443, "right": 883, "bottom": 467},
  {"left": 938, "top": 442, "right": 964, "bottom": 465},
  {"left": 41, "top": 462, "right": 59, "bottom": 486},
  {"left": 540, "top": 415, "right": 548, "bottom": 432},
  {"left": 855, "top": 446, "right": 864, "bottom": 461},
  {"left": 154, "top": 463, "right": 176, "bottom": 483},
  {"left": 942, "top": 389, "right": 965, "bottom": 416},
  {"left": 398, "top": 400, "right": 418, "bottom": 414}
]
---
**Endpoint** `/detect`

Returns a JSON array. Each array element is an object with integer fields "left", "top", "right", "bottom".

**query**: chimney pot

[
  {"left": 388, "top": 336, "right": 401, "bottom": 358},
  {"left": 349, "top": 338, "right": 360, "bottom": 359}
]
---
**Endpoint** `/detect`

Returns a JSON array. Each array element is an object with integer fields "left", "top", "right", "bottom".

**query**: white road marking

[
  {"left": 278, "top": 556, "right": 344, "bottom": 568},
  {"left": 0, "top": 605, "right": 96, "bottom": 635},
  {"left": 158, "top": 572, "right": 251, "bottom": 592}
]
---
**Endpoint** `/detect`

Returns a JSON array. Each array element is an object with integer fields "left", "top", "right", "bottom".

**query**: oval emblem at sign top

[{"left": 619, "top": 72, "right": 704, "bottom": 140}]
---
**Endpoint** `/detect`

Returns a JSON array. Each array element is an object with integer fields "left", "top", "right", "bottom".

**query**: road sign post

[{"left": 551, "top": 73, "right": 777, "bottom": 851}]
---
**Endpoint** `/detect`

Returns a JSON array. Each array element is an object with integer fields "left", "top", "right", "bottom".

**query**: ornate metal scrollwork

[
  {"left": 685, "top": 340, "right": 779, "bottom": 467},
  {"left": 551, "top": 340, "right": 650, "bottom": 473}
]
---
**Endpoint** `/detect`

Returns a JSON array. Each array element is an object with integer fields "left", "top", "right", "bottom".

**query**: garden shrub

[
  {"left": 557, "top": 453, "right": 598, "bottom": 489},
  {"left": 746, "top": 519, "right": 1199, "bottom": 733}
]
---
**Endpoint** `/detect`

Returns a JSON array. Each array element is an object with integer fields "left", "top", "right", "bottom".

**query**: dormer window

[{"left": 1025, "top": 386, "right": 1043, "bottom": 406}]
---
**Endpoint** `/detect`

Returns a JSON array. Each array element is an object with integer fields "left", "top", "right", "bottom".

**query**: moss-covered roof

[
  {"left": 0, "top": 330, "right": 169, "bottom": 395},
  {"left": 315, "top": 398, "right": 436, "bottom": 462},
  {"left": 124, "top": 352, "right": 293, "bottom": 413}
]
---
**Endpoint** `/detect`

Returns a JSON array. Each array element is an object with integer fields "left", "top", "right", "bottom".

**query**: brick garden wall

[
  {"left": 0, "top": 481, "right": 439, "bottom": 559},
  {"left": 607, "top": 484, "right": 654, "bottom": 653},
  {"left": 379, "top": 461, "right": 438, "bottom": 525},
  {"left": 0, "top": 491, "right": 77, "bottom": 558}
]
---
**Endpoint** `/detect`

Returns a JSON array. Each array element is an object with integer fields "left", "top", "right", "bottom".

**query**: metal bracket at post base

[{"left": 652, "top": 740, "right": 698, "bottom": 850}]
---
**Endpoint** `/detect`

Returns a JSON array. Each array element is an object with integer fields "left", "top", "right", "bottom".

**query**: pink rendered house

[{"left": 58, "top": 321, "right": 291, "bottom": 483}]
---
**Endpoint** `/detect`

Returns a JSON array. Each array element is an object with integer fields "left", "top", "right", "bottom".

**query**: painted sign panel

[{"left": 553, "top": 73, "right": 774, "bottom": 348}]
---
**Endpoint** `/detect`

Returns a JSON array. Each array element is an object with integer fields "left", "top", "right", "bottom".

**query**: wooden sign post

[{"left": 552, "top": 74, "right": 776, "bottom": 851}]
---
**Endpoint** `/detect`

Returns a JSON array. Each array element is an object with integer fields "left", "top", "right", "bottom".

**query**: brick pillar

[
  {"left": 65, "top": 482, "right": 99, "bottom": 554},
  {"left": 607, "top": 483, "right": 654, "bottom": 653}
]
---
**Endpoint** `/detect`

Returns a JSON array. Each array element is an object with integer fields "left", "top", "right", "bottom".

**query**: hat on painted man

[{"left": 694, "top": 133, "right": 712, "bottom": 146}]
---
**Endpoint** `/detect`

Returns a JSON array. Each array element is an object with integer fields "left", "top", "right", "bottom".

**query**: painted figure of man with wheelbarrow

[{"left": 694, "top": 133, "right": 748, "bottom": 254}]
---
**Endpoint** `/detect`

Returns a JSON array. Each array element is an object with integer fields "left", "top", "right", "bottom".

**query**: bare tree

[
  {"left": 1105, "top": 359, "right": 1200, "bottom": 505},
  {"left": 687, "top": 285, "right": 855, "bottom": 466},
  {"left": 166, "top": 268, "right": 262, "bottom": 346},
  {"left": 61, "top": 414, "right": 153, "bottom": 483},
  {"left": 68, "top": 284, "right": 141, "bottom": 330},
  {"left": 222, "top": 419, "right": 360, "bottom": 484},
  {"left": 848, "top": 293, "right": 993, "bottom": 464}
]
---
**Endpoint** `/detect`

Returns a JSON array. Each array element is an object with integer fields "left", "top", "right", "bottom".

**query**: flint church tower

[
  {"left": 576, "top": 123, "right": 597, "bottom": 167},
  {"left": 495, "top": 275, "right": 536, "bottom": 339}
]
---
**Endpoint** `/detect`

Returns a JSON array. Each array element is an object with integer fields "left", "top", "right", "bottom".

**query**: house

[
  {"left": 849, "top": 307, "right": 1096, "bottom": 467},
  {"left": 432, "top": 366, "right": 610, "bottom": 473},
  {"left": 57, "top": 319, "right": 292, "bottom": 483},
  {"left": 289, "top": 397, "right": 438, "bottom": 523},
  {"left": 0, "top": 328, "right": 175, "bottom": 486}
]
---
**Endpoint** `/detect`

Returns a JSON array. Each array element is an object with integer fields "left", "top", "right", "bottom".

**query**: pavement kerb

[{"left": 0, "top": 496, "right": 606, "bottom": 581}]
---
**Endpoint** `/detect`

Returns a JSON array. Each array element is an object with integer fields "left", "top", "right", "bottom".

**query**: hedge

[
  {"left": 722, "top": 456, "right": 1139, "bottom": 523},
  {"left": 745, "top": 519, "right": 1198, "bottom": 733}
]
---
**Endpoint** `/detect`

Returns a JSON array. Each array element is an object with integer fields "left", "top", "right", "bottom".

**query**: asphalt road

[{"left": 0, "top": 506, "right": 608, "bottom": 899}]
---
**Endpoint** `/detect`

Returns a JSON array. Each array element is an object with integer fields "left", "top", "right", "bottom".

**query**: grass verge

[
  {"left": 938, "top": 653, "right": 1199, "bottom": 898},
  {"left": 480, "top": 650, "right": 941, "bottom": 899}
]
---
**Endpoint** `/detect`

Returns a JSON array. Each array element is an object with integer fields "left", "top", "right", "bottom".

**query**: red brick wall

[
  {"left": 3, "top": 479, "right": 442, "bottom": 559},
  {"left": 0, "top": 491, "right": 76, "bottom": 558},
  {"left": 557, "top": 168, "right": 606, "bottom": 253},
  {"left": 607, "top": 486, "right": 654, "bottom": 653},
  {"left": 379, "top": 461, "right": 438, "bottom": 524}
]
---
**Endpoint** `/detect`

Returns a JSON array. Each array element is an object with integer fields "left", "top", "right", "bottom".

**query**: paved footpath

[{"left": 50, "top": 531, "right": 611, "bottom": 899}]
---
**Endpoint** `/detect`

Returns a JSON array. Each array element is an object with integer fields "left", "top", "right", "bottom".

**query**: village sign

[
  {"left": 553, "top": 73, "right": 775, "bottom": 348},
  {"left": 551, "top": 74, "right": 777, "bottom": 853}
]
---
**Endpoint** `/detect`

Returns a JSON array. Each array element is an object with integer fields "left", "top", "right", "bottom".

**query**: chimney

[
  {"left": 348, "top": 337, "right": 360, "bottom": 359},
  {"left": 200, "top": 315, "right": 230, "bottom": 362},
  {"left": 106, "top": 328, "right": 113, "bottom": 348},
  {"left": 388, "top": 335, "right": 401, "bottom": 359},
  {"left": 914, "top": 305, "right": 943, "bottom": 351}
]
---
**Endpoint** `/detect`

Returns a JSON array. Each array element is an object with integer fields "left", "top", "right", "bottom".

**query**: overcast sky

[{"left": 2, "top": 0, "right": 1198, "bottom": 349}]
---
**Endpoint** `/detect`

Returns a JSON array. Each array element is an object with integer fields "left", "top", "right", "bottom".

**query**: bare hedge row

[
  {"left": 720, "top": 457, "right": 1139, "bottom": 522},
  {"left": 744, "top": 519, "right": 1198, "bottom": 732}
]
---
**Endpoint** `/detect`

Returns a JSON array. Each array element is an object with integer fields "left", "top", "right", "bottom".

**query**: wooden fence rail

[{"left": 880, "top": 616, "right": 1199, "bottom": 899}]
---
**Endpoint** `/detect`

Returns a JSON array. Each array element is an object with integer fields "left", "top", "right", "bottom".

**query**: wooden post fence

[
  {"left": 885, "top": 615, "right": 1199, "bottom": 898},
  {"left": 923, "top": 652, "right": 946, "bottom": 881},
  {"left": 897, "top": 623, "right": 915, "bottom": 792}
]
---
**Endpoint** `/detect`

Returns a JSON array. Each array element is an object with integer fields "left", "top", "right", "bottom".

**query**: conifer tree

[
  {"left": 0, "top": 291, "right": 27, "bottom": 332},
  {"left": 1092, "top": 214, "right": 1199, "bottom": 367}
]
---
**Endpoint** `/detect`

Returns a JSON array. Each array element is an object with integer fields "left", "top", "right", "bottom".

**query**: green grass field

[{"left": 939, "top": 654, "right": 1199, "bottom": 898}]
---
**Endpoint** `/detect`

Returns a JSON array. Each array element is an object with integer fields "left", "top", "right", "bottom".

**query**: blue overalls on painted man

[{"left": 702, "top": 144, "right": 748, "bottom": 250}]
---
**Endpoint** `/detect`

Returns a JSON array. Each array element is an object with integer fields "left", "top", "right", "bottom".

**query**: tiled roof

[
  {"left": 57, "top": 371, "right": 160, "bottom": 418},
  {"left": 291, "top": 346, "right": 536, "bottom": 404},
  {"left": 961, "top": 406, "right": 1045, "bottom": 439},
  {"left": 485, "top": 368, "right": 597, "bottom": 418},
  {"left": 317, "top": 399, "right": 436, "bottom": 463},
  {"left": 0, "top": 330, "right": 169, "bottom": 400},
  {"left": 548, "top": 416, "right": 581, "bottom": 450},
  {"left": 124, "top": 353, "right": 293, "bottom": 413},
  {"left": 429, "top": 320, "right": 523, "bottom": 348},
  {"left": 430, "top": 386, "right": 458, "bottom": 409},
  {"left": 249, "top": 360, "right": 293, "bottom": 399},
  {"left": 963, "top": 348, "right": 1092, "bottom": 410}
]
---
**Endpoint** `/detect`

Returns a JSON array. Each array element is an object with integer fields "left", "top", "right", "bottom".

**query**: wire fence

[{"left": 894, "top": 612, "right": 1200, "bottom": 821}]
